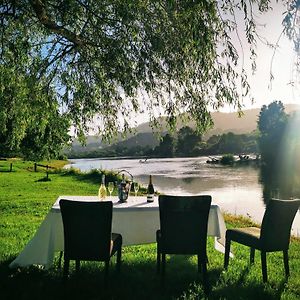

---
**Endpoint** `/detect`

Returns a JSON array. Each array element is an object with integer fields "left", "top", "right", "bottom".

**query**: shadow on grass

[
  {"left": 211, "top": 264, "right": 288, "bottom": 300},
  {"left": 36, "top": 177, "right": 51, "bottom": 182},
  {"left": 0, "top": 254, "right": 218, "bottom": 300},
  {"left": 0, "top": 255, "right": 288, "bottom": 300},
  {"left": 212, "top": 279, "right": 287, "bottom": 300},
  {"left": 0, "top": 251, "right": 286, "bottom": 300}
]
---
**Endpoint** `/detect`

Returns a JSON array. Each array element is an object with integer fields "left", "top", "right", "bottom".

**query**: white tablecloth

[{"left": 9, "top": 195, "right": 228, "bottom": 269}]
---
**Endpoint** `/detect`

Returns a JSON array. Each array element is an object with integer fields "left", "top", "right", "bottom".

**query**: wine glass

[
  {"left": 134, "top": 182, "right": 139, "bottom": 197},
  {"left": 108, "top": 182, "right": 114, "bottom": 198}
]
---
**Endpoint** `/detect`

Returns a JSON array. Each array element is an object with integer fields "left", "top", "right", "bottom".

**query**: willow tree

[{"left": 0, "top": 0, "right": 298, "bottom": 158}]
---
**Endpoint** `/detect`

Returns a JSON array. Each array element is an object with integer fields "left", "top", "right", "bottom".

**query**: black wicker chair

[
  {"left": 156, "top": 195, "right": 212, "bottom": 292},
  {"left": 59, "top": 200, "right": 122, "bottom": 280},
  {"left": 224, "top": 198, "right": 300, "bottom": 282}
]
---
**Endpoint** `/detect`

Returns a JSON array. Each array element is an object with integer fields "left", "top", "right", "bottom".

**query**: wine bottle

[
  {"left": 98, "top": 174, "right": 107, "bottom": 200},
  {"left": 118, "top": 174, "right": 128, "bottom": 202},
  {"left": 147, "top": 175, "right": 155, "bottom": 203}
]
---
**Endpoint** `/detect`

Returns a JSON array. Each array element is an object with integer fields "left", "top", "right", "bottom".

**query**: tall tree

[
  {"left": 176, "top": 126, "right": 202, "bottom": 156},
  {"left": 0, "top": 0, "right": 279, "bottom": 153},
  {"left": 257, "top": 101, "right": 288, "bottom": 167},
  {"left": 154, "top": 133, "right": 176, "bottom": 157}
]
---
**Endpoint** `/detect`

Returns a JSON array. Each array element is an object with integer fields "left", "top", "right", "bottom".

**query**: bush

[{"left": 220, "top": 154, "right": 235, "bottom": 165}]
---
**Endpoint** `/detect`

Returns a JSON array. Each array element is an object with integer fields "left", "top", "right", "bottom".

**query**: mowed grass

[{"left": 1, "top": 160, "right": 300, "bottom": 299}]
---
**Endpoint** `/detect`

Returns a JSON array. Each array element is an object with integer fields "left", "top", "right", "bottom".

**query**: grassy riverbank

[{"left": 1, "top": 160, "right": 300, "bottom": 299}]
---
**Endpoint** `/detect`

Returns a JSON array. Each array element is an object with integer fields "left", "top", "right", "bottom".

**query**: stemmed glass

[
  {"left": 134, "top": 182, "right": 139, "bottom": 197},
  {"left": 108, "top": 182, "right": 114, "bottom": 198}
]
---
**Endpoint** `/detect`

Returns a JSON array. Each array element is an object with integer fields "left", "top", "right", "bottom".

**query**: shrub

[{"left": 220, "top": 154, "right": 235, "bottom": 165}]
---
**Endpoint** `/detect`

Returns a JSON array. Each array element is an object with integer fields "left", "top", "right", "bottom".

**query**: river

[{"left": 66, "top": 156, "right": 300, "bottom": 236}]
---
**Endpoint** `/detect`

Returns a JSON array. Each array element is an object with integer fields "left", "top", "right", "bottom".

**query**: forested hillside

[{"left": 66, "top": 104, "right": 300, "bottom": 156}]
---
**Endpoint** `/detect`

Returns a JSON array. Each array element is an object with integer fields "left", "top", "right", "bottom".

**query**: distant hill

[
  {"left": 67, "top": 104, "right": 300, "bottom": 153},
  {"left": 70, "top": 136, "right": 106, "bottom": 153},
  {"left": 207, "top": 104, "right": 300, "bottom": 137},
  {"left": 135, "top": 104, "right": 300, "bottom": 138},
  {"left": 109, "top": 132, "right": 160, "bottom": 149}
]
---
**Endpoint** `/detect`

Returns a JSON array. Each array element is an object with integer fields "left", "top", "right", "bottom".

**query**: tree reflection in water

[{"left": 260, "top": 162, "right": 300, "bottom": 205}]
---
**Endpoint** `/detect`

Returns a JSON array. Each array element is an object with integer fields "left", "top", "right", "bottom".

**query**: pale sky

[
  {"left": 225, "top": 1, "right": 300, "bottom": 112},
  {"left": 89, "top": 1, "right": 299, "bottom": 132},
  {"left": 130, "top": 1, "right": 300, "bottom": 127}
]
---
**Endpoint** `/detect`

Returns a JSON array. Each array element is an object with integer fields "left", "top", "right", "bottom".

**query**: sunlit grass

[{"left": 1, "top": 160, "right": 300, "bottom": 299}]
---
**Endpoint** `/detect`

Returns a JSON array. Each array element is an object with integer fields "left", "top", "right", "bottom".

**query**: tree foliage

[
  {"left": 154, "top": 133, "right": 176, "bottom": 157},
  {"left": 1, "top": 0, "right": 280, "bottom": 157},
  {"left": 0, "top": 64, "right": 71, "bottom": 159},
  {"left": 257, "top": 101, "right": 288, "bottom": 166},
  {"left": 176, "top": 126, "right": 202, "bottom": 156},
  {"left": 204, "top": 132, "right": 257, "bottom": 155},
  {"left": 258, "top": 104, "right": 300, "bottom": 198}
]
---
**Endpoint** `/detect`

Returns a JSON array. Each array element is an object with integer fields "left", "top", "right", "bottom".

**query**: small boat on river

[
  {"left": 206, "top": 157, "right": 220, "bottom": 164},
  {"left": 139, "top": 158, "right": 148, "bottom": 163}
]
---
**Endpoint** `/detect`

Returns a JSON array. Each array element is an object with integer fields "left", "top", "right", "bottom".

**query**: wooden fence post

[
  {"left": 46, "top": 165, "right": 49, "bottom": 180},
  {"left": 10, "top": 163, "right": 12, "bottom": 172},
  {"left": 34, "top": 163, "right": 37, "bottom": 172}
]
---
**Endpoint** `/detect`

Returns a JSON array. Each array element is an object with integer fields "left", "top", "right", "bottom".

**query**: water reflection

[
  {"left": 259, "top": 164, "right": 300, "bottom": 236},
  {"left": 67, "top": 156, "right": 264, "bottom": 215},
  {"left": 259, "top": 164, "right": 300, "bottom": 203}
]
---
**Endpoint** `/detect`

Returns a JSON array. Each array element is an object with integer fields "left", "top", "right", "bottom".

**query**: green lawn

[{"left": 1, "top": 160, "right": 300, "bottom": 299}]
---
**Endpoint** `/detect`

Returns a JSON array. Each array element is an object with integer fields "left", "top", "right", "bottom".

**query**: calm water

[{"left": 66, "top": 156, "right": 300, "bottom": 235}]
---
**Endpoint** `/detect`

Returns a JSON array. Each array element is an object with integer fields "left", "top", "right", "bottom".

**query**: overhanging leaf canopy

[{"left": 1, "top": 0, "right": 294, "bottom": 151}]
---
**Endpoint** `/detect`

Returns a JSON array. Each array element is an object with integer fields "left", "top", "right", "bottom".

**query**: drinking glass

[
  {"left": 108, "top": 182, "right": 114, "bottom": 198},
  {"left": 134, "top": 182, "right": 139, "bottom": 197}
]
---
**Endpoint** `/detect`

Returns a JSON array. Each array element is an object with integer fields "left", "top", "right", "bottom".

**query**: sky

[
  {"left": 225, "top": 1, "right": 299, "bottom": 112},
  {"left": 128, "top": 1, "right": 300, "bottom": 127}
]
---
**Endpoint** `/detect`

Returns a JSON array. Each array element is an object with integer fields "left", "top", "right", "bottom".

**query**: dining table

[{"left": 9, "top": 195, "right": 228, "bottom": 269}]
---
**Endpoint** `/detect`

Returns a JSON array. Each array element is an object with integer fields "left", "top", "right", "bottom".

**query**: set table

[{"left": 9, "top": 195, "right": 228, "bottom": 269}]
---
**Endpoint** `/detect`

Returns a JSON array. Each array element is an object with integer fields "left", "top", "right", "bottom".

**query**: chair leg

[
  {"left": 157, "top": 248, "right": 161, "bottom": 274},
  {"left": 197, "top": 254, "right": 201, "bottom": 273},
  {"left": 250, "top": 248, "right": 255, "bottom": 264},
  {"left": 104, "top": 260, "right": 109, "bottom": 285},
  {"left": 160, "top": 253, "right": 166, "bottom": 287},
  {"left": 161, "top": 253, "right": 166, "bottom": 277},
  {"left": 103, "top": 260, "right": 110, "bottom": 285},
  {"left": 63, "top": 258, "right": 69, "bottom": 280},
  {"left": 75, "top": 260, "right": 80, "bottom": 273},
  {"left": 261, "top": 251, "right": 268, "bottom": 282},
  {"left": 58, "top": 251, "right": 63, "bottom": 269},
  {"left": 201, "top": 260, "right": 209, "bottom": 295},
  {"left": 198, "top": 254, "right": 207, "bottom": 273},
  {"left": 283, "top": 250, "right": 290, "bottom": 277},
  {"left": 116, "top": 248, "right": 121, "bottom": 272},
  {"left": 105, "top": 260, "right": 109, "bottom": 276},
  {"left": 224, "top": 238, "right": 231, "bottom": 269}
]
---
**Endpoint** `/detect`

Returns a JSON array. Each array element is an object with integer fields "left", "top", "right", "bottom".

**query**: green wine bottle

[{"left": 147, "top": 175, "right": 154, "bottom": 203}]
